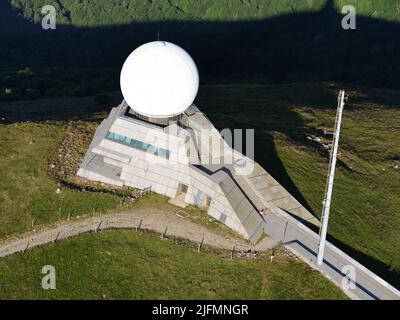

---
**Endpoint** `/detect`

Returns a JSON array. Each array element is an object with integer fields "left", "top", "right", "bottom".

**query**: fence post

[
  {"left": 54, "top": 231, "right": 61, "bottom": 243},
  {"left": 96, "top": 220, "right": 103, "bottom": 232},
  {"left": 162, "top": 227, "right": 168, "bottom": 239},
  {"left": 270, "top": 249, "right": 275, "bottom": 263},
  {"left": 23, "top": 240, "right": 31, "bottom": 253},
  {"left": 197, "top": 236, "right": 205, "bottom": 252},
  {"left": 231, "top": 245, "right": 235, "bottom": 260},
  {"left": 136, "top": 219, "right": 143, "bottom": 231}
]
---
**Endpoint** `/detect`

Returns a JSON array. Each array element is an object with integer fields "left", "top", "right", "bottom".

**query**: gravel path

[{"left": 0, "top": 206, "right": 279, "bottom": 258}]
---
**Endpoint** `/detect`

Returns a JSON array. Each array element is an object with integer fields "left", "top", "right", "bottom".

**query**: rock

[
  {"left": 47, "top": 122, "right": 148, "bottom": 202},
  {"left": 394, "top": 164, "right": 399, "bottom": 170},
  {"left": 55, "top": 188, "right": 61, "bottom": 194}
]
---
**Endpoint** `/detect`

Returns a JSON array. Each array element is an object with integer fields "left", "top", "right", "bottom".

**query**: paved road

[{"left": 263, "top": 208, "right": 400, "bottom": 300}]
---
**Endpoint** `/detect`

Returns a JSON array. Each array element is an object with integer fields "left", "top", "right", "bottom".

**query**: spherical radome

[{"left": 120, "top": 41, "right": 199, "bottom": 118}]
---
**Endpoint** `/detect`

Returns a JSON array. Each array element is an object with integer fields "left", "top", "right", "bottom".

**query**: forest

[{"left": 1, "top": 0, "right": 400, "bottom": 101}]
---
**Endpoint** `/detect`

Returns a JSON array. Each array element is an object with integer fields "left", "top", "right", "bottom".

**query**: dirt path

[
  {"left": 0, "top": 92, "right": 278, "bottom": 257},
  {"left": 0, "top": 205, "right": 279, "bottom": 258}
]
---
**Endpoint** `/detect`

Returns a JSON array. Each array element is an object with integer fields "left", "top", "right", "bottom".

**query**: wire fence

[{"left": 0, "top": 214, "right": 264, "bottom": 259}]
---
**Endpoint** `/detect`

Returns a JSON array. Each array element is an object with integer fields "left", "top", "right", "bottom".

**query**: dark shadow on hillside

[
  {"left": 195, "top": 84, "right": 319, "bottom": 214},
  {"left": 1, "top": 0, "right": 400, "bottom": 89},
  {"left": 0, "top": 91, "right": 122, "bottom": 123},
  {"left": 327, "top": 233, "right": 400, "bottom": 290},
  {"left": 1, "top": 0, "right": 400, "bottom": 289}
]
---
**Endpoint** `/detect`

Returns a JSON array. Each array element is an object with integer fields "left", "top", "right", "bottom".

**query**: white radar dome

[{"left": 120, "top": 41, "right": 199, "bottom": 118}]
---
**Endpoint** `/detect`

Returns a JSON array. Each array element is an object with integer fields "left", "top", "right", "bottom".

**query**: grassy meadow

[
  {"left": 0, "top": 230, "right": 347, "bottom": 299},
  {"left": 0, "top": 81, "right": 398, "bottom": 297},
  {"left": 0, "top": 121, "right": 130, "bottom": 238},
  {"left": 197, "top": 82, "right": 400, "bottom": 285}
]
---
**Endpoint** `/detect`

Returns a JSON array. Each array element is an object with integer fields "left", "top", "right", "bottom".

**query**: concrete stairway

[{"left": 244, "top": 163, "right": 320, "bottom": 227}]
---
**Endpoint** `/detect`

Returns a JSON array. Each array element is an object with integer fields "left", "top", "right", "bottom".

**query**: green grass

[
  {"left": 0, "top": 119, "right": 251, "bottom": 242},
  {"left": 197, "top": 82, "right": 400, "bottom": 282},
  {"left": 0, "top": 67, "right": 118, "bottom": 102},
  {"left": 9, "top": 0, "right": 325, "bottom": 25},
  {"left": 10, "top": 0, "right": 400, "bottom": 25},
  {"left": 184, "top": 204, "right": 248, "bottom": 241},
  {"left": 0, "top": 122, "right": 128, "bottom": 238},
  {"left": 273, "top": 109, "right": 400, "bottom": 272},
  {"left": 0, "top": 122, "right": 345, "bottom": 299},
  {"left": 0, "top": 230, "right": 347, "bottom": 299},
  {"left": 0, "top": 81, "right": 399, "bottom": 296}
]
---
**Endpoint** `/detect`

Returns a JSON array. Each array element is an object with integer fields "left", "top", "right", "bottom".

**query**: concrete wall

[{"left": 78, "top": 105, "right": 258, "bottom": 241}]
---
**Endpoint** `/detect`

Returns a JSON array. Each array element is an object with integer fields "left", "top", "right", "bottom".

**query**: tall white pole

[{"left": 317, "top": 90, "right": 346, "bottom": 266}]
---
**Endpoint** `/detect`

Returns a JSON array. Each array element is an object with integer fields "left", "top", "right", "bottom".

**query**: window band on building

[{"left": 106, "top": 131, "right": 170, "bottom": 159}]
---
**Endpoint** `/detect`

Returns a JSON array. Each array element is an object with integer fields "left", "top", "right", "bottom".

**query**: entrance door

[
  {"left": 177, "top": 183, "right": 188, "bottom": 195},
  {"left": 169, "top": 183, "right": 189, "bottom": 208}
]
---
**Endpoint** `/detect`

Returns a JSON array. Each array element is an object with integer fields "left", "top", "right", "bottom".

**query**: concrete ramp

[
  {"left": 187, "top": 110, "right": 320, "bottom": 229},
  {"left": 245, "top": 163, "right": 320, "bottom": 227},
  {"left": 211, "top": 169, "right": 265, "bottom": 243}
]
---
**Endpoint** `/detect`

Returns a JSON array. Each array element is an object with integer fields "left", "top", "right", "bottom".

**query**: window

[
  {"left": 205, "top": 195, "right": 212, "bottom": 207},
  {"left": 219, "top": 213, "right": 227, "bottom": 223},
  {"left": 106, "top": 131, "right": 170, "bottom": 159}
]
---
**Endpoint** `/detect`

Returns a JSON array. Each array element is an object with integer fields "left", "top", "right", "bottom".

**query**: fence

[{"left": 0, "top": 213, "right": 261, "bottom": 259}]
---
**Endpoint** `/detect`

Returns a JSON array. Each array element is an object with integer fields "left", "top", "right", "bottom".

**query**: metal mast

[{"left": 317, "top": 90, "right": 346, "bottom": 266}]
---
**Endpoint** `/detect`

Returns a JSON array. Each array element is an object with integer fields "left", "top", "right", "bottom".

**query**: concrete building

[
  {"left": 75, "top": 41, "right": 400, "bottom": 300},
  {"left": 78, "top": 41, "right": 319, "bottom": 243}
]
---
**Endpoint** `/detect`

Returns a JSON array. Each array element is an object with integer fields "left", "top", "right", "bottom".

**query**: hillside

[
  {"left": 8, "top": 0, "right": 400, "bottom": 25},
  {"left": 0, "top": 82, "right": 399, "bottom": 289},
  {"left": 0, "top": 0, "right": 399, "bottom": 298},
  {"left": 0, "top": 230, "right": 347, "bottom": 299},
  {"left": 9, "top": 0, "right": 323, "bottom": 24},
  {"left": 2, "top": 0, "right": 400, "bottom": 93}
]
